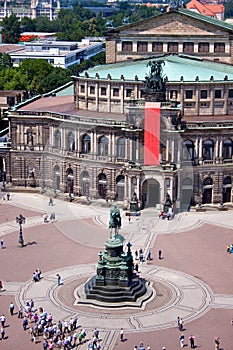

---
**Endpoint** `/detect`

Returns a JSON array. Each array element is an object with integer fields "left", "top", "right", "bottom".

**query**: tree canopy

[{"left": 1, "top": 14, "right": 21, "bottom": 43}]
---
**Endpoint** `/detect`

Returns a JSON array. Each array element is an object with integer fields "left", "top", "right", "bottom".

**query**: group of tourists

[
  {"left": 159, "top": 210, "right": 173, "bottom": 220},
  {"left": 15, "top": 300, "right": 102, "bottom": 349}
]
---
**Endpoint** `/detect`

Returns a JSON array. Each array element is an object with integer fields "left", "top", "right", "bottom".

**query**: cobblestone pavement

[{"left": 0, "top": 193, "right": 233, "bottom": 350}]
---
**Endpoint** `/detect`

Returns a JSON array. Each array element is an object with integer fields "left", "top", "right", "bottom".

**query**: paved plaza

[{"left": 0, "top": 193, "right": 233, "bottom": 350}]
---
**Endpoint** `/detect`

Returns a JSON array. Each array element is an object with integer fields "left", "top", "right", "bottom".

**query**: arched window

[
  {"left": 183, "top": 140, "right": 195, "bottom": 160},
  {"left": 82, "top": 134, "right": 91, "bottom": 154},
  {"left": 67, "top": 132, "right": 75, "bottom": 152},
  {"left": 202, "top": 140, "right": 214, "bottom": 160},
  {"left": 203, "top": 177, "right": 213, "bottom": 186},
  {"left": 116, "top": 175, "right": 125, "bottom": 200},
  {"left": 98, "top": 136, "right": 108, "bottom": 156},
  {"left": 117, "top": 137, "right": 125, "bottom": 158},
  {"left": 222, "top": 139, "right": 233, "bottom": 159},
  {"left": 54, "top": 130, "right": 61, "bottom": 149}
]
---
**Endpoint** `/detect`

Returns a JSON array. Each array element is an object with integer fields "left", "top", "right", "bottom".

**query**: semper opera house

[{"left": 3, "top": 7, "right": 233, "bottom": 210}]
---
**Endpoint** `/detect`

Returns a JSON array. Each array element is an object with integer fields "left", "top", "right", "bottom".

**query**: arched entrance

[
  {"left": 98, "top": 173, "right": 107, "bottom": 199},
  {"left": 66, "top": 167, "right": 74, "bottom": 194},
  {"left": 116, "top": 175, "right": 125, "bottom": 200},
  {"left": 81, "top": 171, "right": 90, "bottom": 197},
  {"left": 141, "top": 178, "right": 160, "bottom": 208},
  {"left": 202, "top": 177, "right": 213, "bottom": 204},
  {"left": 222, "top": 176, "right": 232, "bottom": 203},
  {"left": 53, "top": 165, "right": 60, "bottom": 191},
  {"left": 181, "top": 177, "right": 193, "bottom": 211}
]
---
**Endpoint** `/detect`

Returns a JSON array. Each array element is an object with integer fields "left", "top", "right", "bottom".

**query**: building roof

[
  {"left": 186, "top": 0, "right": 224, "bottom": 17},
  {"left": 106, "top": 8, "right": 233, "bottom": 34},
  {"left": 81, "top": 54, "right": 233, "bottom": 82},
  {"left": 0, "top": 44, "right": 24, "bottom": 54},
  {"left": 16, "top": 94, "right": 125, "bottom": 122}
]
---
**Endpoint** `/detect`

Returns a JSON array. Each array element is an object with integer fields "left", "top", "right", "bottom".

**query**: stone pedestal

[{"left": 84, "top": 235, "right": 147, "bottom": 304}]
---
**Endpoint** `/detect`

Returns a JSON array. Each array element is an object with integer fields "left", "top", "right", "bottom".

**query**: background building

[{"left": 3, "top": 7, "right": 233, "bottom": 210}]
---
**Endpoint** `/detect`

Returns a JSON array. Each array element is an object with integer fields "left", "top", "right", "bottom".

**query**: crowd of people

[{"left": 15, "top": 299, "right": 102, "bottom": 349}]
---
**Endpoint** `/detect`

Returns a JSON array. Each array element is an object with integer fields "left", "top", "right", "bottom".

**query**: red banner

[{"left": 144, "top": 102, "right": 161, "bottom": 165}]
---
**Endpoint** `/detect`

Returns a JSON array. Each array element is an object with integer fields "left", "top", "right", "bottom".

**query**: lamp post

[{"left": 16, "top": 214, "right": 25, "bottom": 247}]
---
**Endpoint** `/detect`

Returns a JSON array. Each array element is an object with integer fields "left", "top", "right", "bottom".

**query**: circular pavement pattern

[{"left": 17, "top": 263, "right": 213, "bottom": 332}]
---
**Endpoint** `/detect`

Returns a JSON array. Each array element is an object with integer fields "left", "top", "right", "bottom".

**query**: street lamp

[{"left": 16, "top": 214, "right": 25, "bottom": 247}]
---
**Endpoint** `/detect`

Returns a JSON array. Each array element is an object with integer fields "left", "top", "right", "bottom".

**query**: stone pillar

[
  {"left": 219, "top": 137, "right": 223, "bottom": 160},
  {"left": 95, "top": 81, "right": 99, "bottom": 111},
  {"left": 108, "top": 133, "right": 112, "bottom": 156},
  {"left": 77, "top": 129, "right": 80, "bottom": 152},
  {"left": 148, "top": 43, "right": 152, "bottom": 52},
  {"left": 163, "top": 43, "right": 168, "bottom": 53},
  {"left": 107, "top": 81, "right": 111, "bottom": 113},
  {"left": 171, "top": 138, "right": 175, "bottom": 162},
  {"left": 91, "top": 131, "right": 94, "bottom": 153},
  {"left": 209, "top": 43, "right": 214, "bottom": 53},
  {"left": 112, "top": 133, "right": 115, "bottom": 158},
  {"left": 166, "top": 139, "right": 169, "bottom": 161},
  {"left": 133, "top": 42, "right": 137, "bottom": 52},
  {"left": 94, "top": 130, "right": 97, "bottom": 155},
  {"left": 215, "top": 137, "right": 219, "bottom": 159},
  {"left": 194, "top": 43, "right": 198, "bottom": 53}
]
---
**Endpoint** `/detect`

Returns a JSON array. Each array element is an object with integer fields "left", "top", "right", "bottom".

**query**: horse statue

[
  {"left": 109, "top": 204, "right": 121, "bottom": 239},
  {"left": 144, "top": 60, "right": 166, "bottom": 92}
]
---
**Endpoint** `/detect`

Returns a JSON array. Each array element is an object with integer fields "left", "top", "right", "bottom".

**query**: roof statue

[{"left": 144, "top": 60, "right": 166, "bottom": 93}]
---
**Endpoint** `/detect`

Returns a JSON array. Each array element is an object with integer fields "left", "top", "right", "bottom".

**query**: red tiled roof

[{"left": 186, "top": 0, "right": 224, "bottom": 16}]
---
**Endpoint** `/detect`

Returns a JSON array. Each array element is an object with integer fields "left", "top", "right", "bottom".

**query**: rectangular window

[
  {"left": 152, "top": 42, "right": 163, "bottom": 53},
  {"left": 80, "top": 85, "right": 85, "bottom": 93},
  {"left": 183, "top": 42, "right": 194, "bottom": 53},
  {"left": 168, "top": 42, "right": 178, "bottom": 53},
  {"left": 198, "top": 43, "right": 209, "bottom": 53},
  {"left": 215, "top": 89, "right": 222, "bottom": 98},
  {"left": 229, "top": 89, "right": 233, "bottom": 98},
  {"left": 101, "top": 87, "right": 106, "bottom": 96},
  {"left": 126, "top": 89, "right": 132, "bottom": 97},
  {"left": 113, "top": 88, "right": 119, "bottom": 97},
  {"left": 137, "top": 42, "right": 148, "bottom": 52},
  {"left": 200, "top": 90, "right": 207, "bottom": 99},
  {"left": 90, "top": 86, "right": 95, "bottom": 94},
  {"left": 122, "top": 41, "right": 132, "bottom": 52},
  {"left": 185, "top": 90, "right": 193, "bottom": 99},
  {"left": 214, "top": 43, "right": 225, "bottom": 53}
]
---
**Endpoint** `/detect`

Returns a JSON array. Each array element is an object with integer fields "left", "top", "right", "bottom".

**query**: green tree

[
  {"left": 224, "top": 0, "right": 233, "bottom": 19},
  {"left": 40, "top": 67, "right": 71, "bottom": 93},
  {"left": 0, "top": 53, "right": 12, "bottom": 69},
  {"left": 1, "top": 14, "right": 21, "bottom": 43},
  {"left": 21, "top": 17, "right": 36, "bottom": 32}
]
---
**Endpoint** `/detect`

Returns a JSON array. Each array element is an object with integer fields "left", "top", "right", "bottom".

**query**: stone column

[
  {"left": 77, "top": 129, "right": 80, "bottom": 153},
  {"left": 166, "top": 139, "right": 169, "bottom": 161},
  {"left": 133, "top": 42, "right": 137, "bottom": 52},
  {"left": 94, "top": 130, "right": 97, "bottom": 156},
  {"left": 91, "top": 131, "right": 94, "bottom": 153},
  {"left": 112, "top": 133, "right": 115, "bottom": 158},
  {"left": 108, "top": 133, "right": 112, "bottom": 157}
]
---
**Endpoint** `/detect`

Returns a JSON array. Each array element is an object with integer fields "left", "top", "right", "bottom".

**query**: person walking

[
  {"left": 0, "top": 314, "right": 6, "bottom": 327},
  {"left": 159, "top": 250, "right": 162, "bottom": 259},
  {"left": 0, "top": 327, "right": 5, "bottom": 340},
  {"left": 180, "top": 333, "right": 185, "bottom": 348},
  {"left": 179, "top": 317, "right": 184, "bottom": 331},
  {"left": 56, "top": 274, "right": 61, "bottom": 286},
  {"left": 189, "top": 335, "right": 195, "bottom": 348},
  {"left": 9, "top": 302, "right": 14, "bottom": 316},
  {"left": 0, "top": 239, "right": 3, "bottom": 249},
  {"left": 214, "top": 337, "right": 220, "bottom": 350},
  {"left": 120, "top": 328, "right": 124, "bottom": 341}
]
